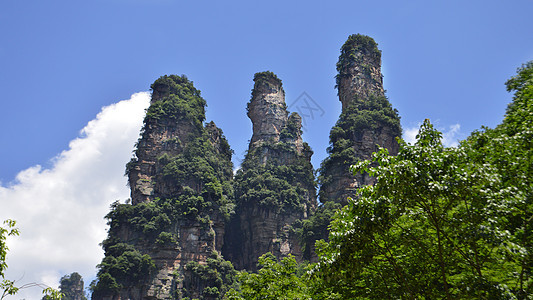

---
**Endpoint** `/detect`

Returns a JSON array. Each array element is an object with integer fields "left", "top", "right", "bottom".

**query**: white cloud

[
  {"left": 0, "top": 92, "right": 150, "bottom": 299},
  {"left": 403, "top": 122, "right": 462, "bottom": 147},
  {"left": 403, "top": 126, "right": 420, "bottom": 145},
  {"left": 441, "top": 123, "right": 461, "bottom": 148}
]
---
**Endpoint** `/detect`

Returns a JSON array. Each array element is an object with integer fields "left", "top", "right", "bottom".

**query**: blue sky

[
  {"left": 1, "top": 0, "right": 532, "bottom": 297},
  {"left": 1, "top": 0, "right": 532, "bottom": 182}
]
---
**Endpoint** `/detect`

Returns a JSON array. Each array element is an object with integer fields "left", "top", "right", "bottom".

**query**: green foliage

[
  {"left": 461, "top": 60, "right": 533, "bottom": 298},
  {"left": 234, "top": 143, "right": 315, "bottom": 212},
  {"left": 42, "top": 287, "right": 63, "bottom": 300},
  {"left": 102, "top": 185, "right": 232, "bottom": 246},
  {"left": 316, "top": 115, "right": 531, "bottom": 298},
  {"left": 279, "top": 113, "right": 301, "bottom": 141},
  {"left": 182, "top": 252, "right": 238, "bottom": 299},
  {"left": 318, "top": 93, "right": 401, "bottom": 203},
  {"left": 1, "top": 220, "right": 19, "bottom": 300},
  {"left": 0, "top": 220, "right": 18, "bottom": 279},
  {"left": 93, "top": 242, "right": 156, "bottom": 295},
  {"left": 1, "top": 220, "right": 62, "bottom": 300},
  {"left": 0, "top": 280, "right": 18, "bottom": 300},
  {"left": 503, "top": 61, "right": 533, "bottom": 136},
  {"left": 159, "top": 132, "right": 234, "bottom": 195},
  {"left": 56, "top": 272, "right": 86, "bottom": 300},
  {"left": 226, "top": 253, "right": 313, "bottom": 300},
  {"left": 294, "top": 201, "right": 342, "bottom": 260},
  {"left": 146, "top": 75, "right": 206, "bottom": 126},
  {"left": 155, "top": 231, "right": 177, "bottom": 246},
  {"left": 248, "top": 71, "right": 285, "bottom": 111},
  {"left": 96, "top": 74, "right": 236, "bottom": 298},
  {"left": 252, "top": 71, "right": 282, "bottom": 86}
]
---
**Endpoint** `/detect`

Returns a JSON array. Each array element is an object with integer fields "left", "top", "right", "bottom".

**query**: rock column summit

[
  {"left": 319, "top": 34, "right": 402, "bottom": 205},
  {"left": 248, "top": 73, "right": 288, "bottom": 147},
  {"left": 336, "top": 35, "right": 385, "bottom": 110}
]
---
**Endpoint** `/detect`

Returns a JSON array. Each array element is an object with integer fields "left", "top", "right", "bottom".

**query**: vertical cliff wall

[
  {"left": 318, "top": 34, "right": 402, "bottom": 206},
  {"left": 92, "top": 75, "right": 237, "bottom": 300},
  {"left": 223, "top": 72, "right": 317, "bottom": 270}
]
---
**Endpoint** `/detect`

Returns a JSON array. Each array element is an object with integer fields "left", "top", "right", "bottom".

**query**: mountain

[
  {"left": 92, "top": 34, "right": 398, "bottom": 299},
  {"left": 223, "top": 72, "right": 317, "bottom": 270},
  {"left": 92, "top": 75, "right": 237, "bottom": 300}
]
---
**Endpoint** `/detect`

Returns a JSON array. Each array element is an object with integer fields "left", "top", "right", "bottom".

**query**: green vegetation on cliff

[
  {"left": 183, "top": 252, "right": 238, "bottom": 299},
  {"left": 318, "top": 93, "right": 401, "bottom": 202},
  {"left": 224, "top": 61, "right": 533, "bottom": 299},
  {"left": 92, "top": 241, "right": 156, "bottom": 296},
  {"left": 94, "top": 75, "right": 236, "bottom": 299},
  {"left": 248, "top": 71, "right": 284, "bottom": 102},
  {"left": 55, "top": 272, "right": 87, "bottom": 300},
  {"left": 146, "top": 75, "right": 206, "bottom": 126},
  {"left": 93, "top": 57, "right": 532, "bottom": 299},
  {"left": 309, "top": 93, "right": 401, "bottom": 253},
  {"left": 236, "top": 73, "right": 315, "bottom": 212},
  {"left": 233, "top": 142, "right": 315, "bottom": 212}
]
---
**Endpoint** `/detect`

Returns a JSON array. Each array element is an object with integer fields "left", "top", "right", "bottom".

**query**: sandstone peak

[
  {"left": 319, "top": 34, "right": 401, "bottom": 206},
  {"left": 222, "top": 71, "right": 317, "bottom": 271},
  {"left": 247, "top": 71, "right": 289, "bottom": 148},
  {"left": 336, "top": 34, "right": 385, "bottom": 111}
]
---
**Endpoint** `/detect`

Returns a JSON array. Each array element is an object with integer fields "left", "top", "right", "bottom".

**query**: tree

[
  {"left": 1, "top": 219, "right": 19, "bottom": 299},
  {"left": 316, "top": 121, "right": 516, "bottom": 298},
  {"left": 462, "top": 61, "right": 533, "bottom": 297},
  {"left": 1, "top": 219, "right": 62, "bottom": 300},
  {"left": 316, "top": 61, "right": 533, "bottom": 299},
  {"left": 226, "top": 253, "right": 313, "bottom": 300}
]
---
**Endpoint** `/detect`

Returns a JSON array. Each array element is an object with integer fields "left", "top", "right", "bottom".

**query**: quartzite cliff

[
  {"left": 92, "top": 34, "right": 401, "bottom": 299},
  {"left": 223, "top": 72, "right": 317, "bottom": 270},
  {"left": 93, "top": 75, "right": 237, "bottom": 300},
  {"left": 319, "top": 34, "right": 401, "bottom": 205}
]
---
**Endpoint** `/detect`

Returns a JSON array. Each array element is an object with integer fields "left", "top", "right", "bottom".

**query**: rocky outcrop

[
  {"left": 92, "top": 35, "right": 401, "bottom": 299},
  {"left": 93, "top": 75, "right": 236, "bottom": 300},
  {"left": 56, "top": 272, "right": 86, "bottom": 300},
  {"left": 223, "top": 71, "right": 317, "bottom": 270},
  {"left": 127, "top": 77, "right": 203, "bottom": 205},
  {"left": 247, "top": 73, "right": 287, "bottom": 147},
  {"left": 336, "top": 35, "right": 385, "bottom": 111},
  {"left": 319, "top": 34, "right": 401, "bottom": 205}
]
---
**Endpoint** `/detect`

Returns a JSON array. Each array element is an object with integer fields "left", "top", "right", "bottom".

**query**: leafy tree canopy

[
  {"left": 226, "top": 253, "right": 314, "bottom": 300},
  {"left": 1, "top": 220, "right": 62, "bottom": 300},
  {"left": 315, "top": 61, "right": 533, "bottom": 299}
]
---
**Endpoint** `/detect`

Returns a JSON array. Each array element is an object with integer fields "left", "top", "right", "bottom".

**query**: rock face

[
  {"left": 223, "top": 72, "right": 317, "bottom": 270},
  {"left": 92, "top": 35, "right": 400, "bottom": 299},
  {"left": 248, "top": 73, "right": 288, "bottom": 147},
  {"left": 93, "top": 75, "right": 236, "bottom": 300},
  {"left": 319, "top": 34, "right": 402, "bottom": 205},
  {"left": 58, "top": 272, "right": 86, "bottom": 300},
  {"left": 336, "top": 36, "right": 385, "bottom": 111}
]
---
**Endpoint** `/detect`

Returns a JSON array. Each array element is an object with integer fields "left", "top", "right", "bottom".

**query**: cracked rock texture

[{"left": 223, "top": 72, "right": 317, "bottom": 270}]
